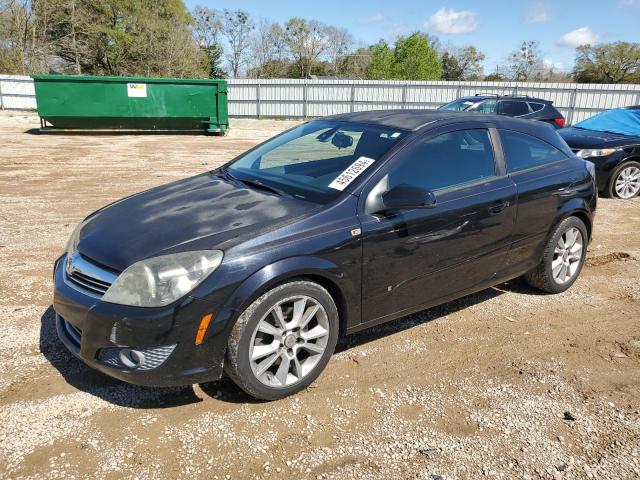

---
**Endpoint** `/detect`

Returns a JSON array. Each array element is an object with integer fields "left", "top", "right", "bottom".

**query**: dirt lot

[{"left": 0, "top": 111, "right": 639, "bottom": 480}]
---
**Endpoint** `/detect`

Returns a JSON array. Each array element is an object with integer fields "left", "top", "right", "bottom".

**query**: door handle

[{"left": 488, "top": 200, "right": 510, "bottom": 215}]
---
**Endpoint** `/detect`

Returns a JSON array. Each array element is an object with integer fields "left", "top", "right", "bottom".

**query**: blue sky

[{"left": 185, "top": 0, "right": 640, "bottom": 73}]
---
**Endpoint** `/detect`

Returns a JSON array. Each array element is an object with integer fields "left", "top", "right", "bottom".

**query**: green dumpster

[{"left": 31, "top": 75, "right": 228, "bottom": 134}]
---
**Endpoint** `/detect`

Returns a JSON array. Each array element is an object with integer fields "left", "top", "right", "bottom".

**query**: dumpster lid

[{"left": 31, "top": 74, "right": 227, "bottom": 86}]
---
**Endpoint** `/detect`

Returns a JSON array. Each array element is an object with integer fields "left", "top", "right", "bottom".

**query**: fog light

[
  {"left": 97, "top": 344, "right": 176, "bottom": 370},
  {"left": 119, "top": 348, "right": 146, "bottom": 368}
]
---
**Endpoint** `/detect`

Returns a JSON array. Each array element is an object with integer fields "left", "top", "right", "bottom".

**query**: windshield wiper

[{"left": 225, "top": 170, "right": 292, "bottom": 198}]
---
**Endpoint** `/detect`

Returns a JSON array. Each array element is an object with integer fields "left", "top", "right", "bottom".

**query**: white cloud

[
  {"left": 425, "top": 8, "right": 478, "bottom": 34},
  {"left": 526, "top": 3, "right": 551, "bottom": 23},
  {"left": 359, "top": 13, "right": 385, "bottom": 24},
  {"left": 557, "top": 27, "right": 599, "bottom": 47}
]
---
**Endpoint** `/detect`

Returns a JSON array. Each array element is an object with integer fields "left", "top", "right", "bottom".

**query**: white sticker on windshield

[{"left": 328, "top": 156, "right": 375, "bottom": 191}]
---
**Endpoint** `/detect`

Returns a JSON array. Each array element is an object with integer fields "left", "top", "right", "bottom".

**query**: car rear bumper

[{"left": 52, "top": 255, "right": 227, "bottom": 387}]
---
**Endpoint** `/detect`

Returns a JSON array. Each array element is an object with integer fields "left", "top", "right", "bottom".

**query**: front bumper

[{"left": 52, "top": 255, "right": 228, "bottom": 387}]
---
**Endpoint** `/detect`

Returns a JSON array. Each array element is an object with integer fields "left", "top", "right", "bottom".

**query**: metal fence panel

[
  {"left": 3, "top": 75, "right": 640, "bottom": 125},
  {"left": 0, "top": 75, "right": 36, "bottom": 109}
]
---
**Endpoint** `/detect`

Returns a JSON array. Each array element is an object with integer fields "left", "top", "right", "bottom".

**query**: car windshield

[
  {"left": 226, "top": 120, "right": 406, "bottom": 203},
  {"left": 439, "top": 99, "right": 477, "bottom": 111}
]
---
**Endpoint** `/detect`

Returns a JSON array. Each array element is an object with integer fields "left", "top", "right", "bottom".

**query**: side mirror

[
  {"left": 331, "top": 131, "right": 354, "bottom": 149},
  {"left": 378, "top": 184, "right": 436, "bottom": 212}
]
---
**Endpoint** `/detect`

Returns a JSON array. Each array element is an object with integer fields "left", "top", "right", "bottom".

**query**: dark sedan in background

[
  {"left": 439, "top": 94, "right": 566, "bottom": 128},
  {"left": 560, "top": 107, "right": 640, "bottom": 199}
]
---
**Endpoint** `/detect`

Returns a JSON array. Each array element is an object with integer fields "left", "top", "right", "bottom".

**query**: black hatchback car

[
  {"left": 440, "top": 94, "right": 566, "bottom": 128},
  {"left": 54, "top": 110, "right": 596, "bottom": 400}
]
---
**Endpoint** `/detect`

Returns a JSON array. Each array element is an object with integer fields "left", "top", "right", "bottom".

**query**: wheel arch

[
  {"left": 569, "top": 209, "right": 593, "bottom": 242},
  {"left": 218, "top": 256, "right": 355, "bottom": 340},
  {"left": 555, "top": 194, "right": 594, "bottom": 241}
]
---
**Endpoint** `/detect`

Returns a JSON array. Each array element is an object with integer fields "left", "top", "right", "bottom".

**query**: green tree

[
  {"left": 365, "top": 40, "right": 394, "bottom": 79},
  {"left": 441, "top": 51, "right": 463, "bottom": 80},
  {"left": 43, "top": 0, "right": 206, "bottom": 77},
  {"left": 573, "top": 42, "right": 640, "bottom": 84},
  {"left": 392, "top": 33, "right": 442, "bottom": 80}
]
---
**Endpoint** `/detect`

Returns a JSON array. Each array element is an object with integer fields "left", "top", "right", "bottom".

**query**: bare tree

[
  {"left": 221, "top": 9, "right": 253, "bottom": 78},
  {"left": 192, "top": 6, "right": 225, "bottom": 78},
  {"left": 284, "top": 18, "right": 329, "bottom": 78},
  {"left": 0, "top": 0, "right": 50, "bottom": 74},
  {"left": 507, "top": 40, "right": 543, "bottom": 81},
  {"left": 192, "top": 6, "right": 222, "bottom": 49},
  {"left": 248, "top": 18, "right": 287, "bottom": 78},
  {"left": 325, "top": 25, "right": 353, "bottom": 76}
]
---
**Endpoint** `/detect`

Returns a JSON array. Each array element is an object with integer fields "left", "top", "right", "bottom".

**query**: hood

[
  {"left": 559, "top": 127, "right": 640, "bottom": 150},
  {"left": 76, "top": 172, "right": 315, "bottom": 271}
]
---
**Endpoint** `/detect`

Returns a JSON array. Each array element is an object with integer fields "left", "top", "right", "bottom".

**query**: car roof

[
  {"left": 458, "top": 95, "right": 551, "bottom": 103},
  {"left": 324, "top": 109, "right": 573, "bottom": 156},
  {"left": 324, "top": 109, "right": 544, "bottom": 132}
]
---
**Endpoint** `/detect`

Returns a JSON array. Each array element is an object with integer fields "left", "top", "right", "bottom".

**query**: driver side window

[{"left": 385, "top": 129, "right": 496, "bottom": 192}]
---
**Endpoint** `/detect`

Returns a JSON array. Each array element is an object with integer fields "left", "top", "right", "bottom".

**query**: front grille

[
  {"left": 65, "top": 251, "right": 118, "bottom": 296},
  {"left": 67, "top": 269, "right": 111, "bottom": 294}
]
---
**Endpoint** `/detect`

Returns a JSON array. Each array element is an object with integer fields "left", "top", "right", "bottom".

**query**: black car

[
  {"left": 53, "top": 110, "right": 596, "bottom": 400},
  {"left": 559, "top": 107, "right": 640, "bottom": 199},
  {"left": 439, "top": 94, "right": 566, "bottom": 128}
]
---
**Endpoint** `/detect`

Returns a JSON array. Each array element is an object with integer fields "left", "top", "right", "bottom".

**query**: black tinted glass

[
  {"left": 500, "top": 100, "right": 530, "bottom": 116},
  {"left": 500, "top": 130, "right": 567, "bottom": 172},
  {"left": 387, "top": 129, "right": 496, "bottom": 191}
]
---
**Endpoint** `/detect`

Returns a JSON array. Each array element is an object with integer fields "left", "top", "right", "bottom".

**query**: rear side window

[
  {"left": 386, "top": 129, "right": 496, "bottom": 191},
  {"left": 499, "top": 130, "right": 567, "bottom": 172},
  {"left": 527, "top": 102, "right": 545, "bottom": 112},
  {"left": 499, "top": 100, "right": 530, "bottom": 116}
]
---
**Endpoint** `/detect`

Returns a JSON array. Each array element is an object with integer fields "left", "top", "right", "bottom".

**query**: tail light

[{"left": 553, "top": 117, "right": 566, "bottom": 128}]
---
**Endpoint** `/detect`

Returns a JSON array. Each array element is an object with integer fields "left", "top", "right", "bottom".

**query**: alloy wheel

[
  {"left": 615, "top": 166, "right": 640, "bottom": 198},
  {"left": 249, "top": 295, "right": 330, "bottom": 388},
  {"left": 552, "top": 227, "right": 584, "bottom": 285}
]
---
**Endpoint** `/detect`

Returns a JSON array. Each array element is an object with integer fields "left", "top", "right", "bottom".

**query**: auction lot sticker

[
  {"left": 329, "top": 156, "right": 375, "bottom": 191},
  {"left": 127, "top": 83, "right": 147, "bottom": 98}
]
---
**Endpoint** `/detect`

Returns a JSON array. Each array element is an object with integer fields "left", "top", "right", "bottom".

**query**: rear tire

[
  {"left": 525, "top": 217, "right": 588, "bottom": 294},
  {"left": 606, "top": 161, "right": 640, "bottom": 199},
  {"left": 224, "top": 280, "right": 339, "bottom": 401}
]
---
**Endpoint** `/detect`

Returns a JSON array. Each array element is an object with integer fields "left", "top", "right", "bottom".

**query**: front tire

[
  {"left": 525, "top": 216, "right": 588, "bottom": 294},
  {"left": 224, "top": 280, "right": 339, "bottom": 400},
  {"left": 606, "top": 161, "right": 640, "bottom": 199}
]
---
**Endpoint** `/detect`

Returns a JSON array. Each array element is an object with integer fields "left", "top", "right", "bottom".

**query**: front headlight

[
  {"left": 102, "top": 250, "right": 223, "bottom": 307},
  {"left": 576, "top": 148, "right": 617, "bottom": 159}
]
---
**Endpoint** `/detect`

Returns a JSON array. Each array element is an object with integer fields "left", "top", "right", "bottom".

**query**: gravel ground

[{"left": 0, "top": 111, "right": 639, "bottom": 480}]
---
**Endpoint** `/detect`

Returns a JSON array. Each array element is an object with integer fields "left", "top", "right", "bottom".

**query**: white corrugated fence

[{"left": 3, "top": 75, "right": 640, "bottom": 124}]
